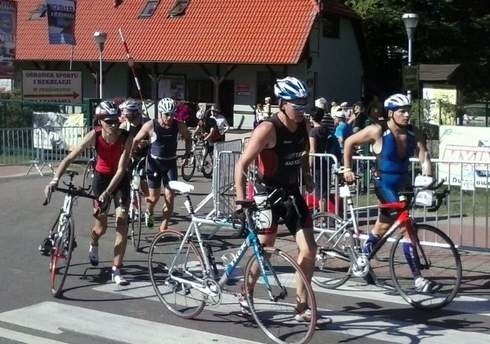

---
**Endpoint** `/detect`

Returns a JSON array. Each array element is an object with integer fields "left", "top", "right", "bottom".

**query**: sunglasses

[{"left": 102, "top": 119, "right": 119, "bottom": 125}]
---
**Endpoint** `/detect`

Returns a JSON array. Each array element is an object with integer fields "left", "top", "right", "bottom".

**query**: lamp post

[
  {"left": 402, "top": 13, "right": 419, "bottom": 102},
  {"left": 93, "top": 31, "right": 107, "bottom": 99}
]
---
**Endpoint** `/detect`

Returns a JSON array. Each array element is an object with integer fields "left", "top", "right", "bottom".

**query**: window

[
  {"left": 139, "top": 0, "right": 160, "bottom": 18},
  {"left": 322, "top": 16, "right": 340, "bottom": 38},
  {"left": 168, "top": 0, "right": 190, "bottom": 18},
  {"left": 30, "top": 3, "right": 47, "bottom": 20}
]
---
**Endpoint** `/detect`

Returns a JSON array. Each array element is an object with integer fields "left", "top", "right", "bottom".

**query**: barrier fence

[{"left": 1, "top": 127, "right": 489, "bottom": 250}]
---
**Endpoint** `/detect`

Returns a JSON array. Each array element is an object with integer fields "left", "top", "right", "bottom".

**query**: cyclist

[
  {"left": 44, "top": 100, "right": 133, "bottom": 286},
  {"left": 132, "top": 97, "right": 192, "bottom": 231},
  {"left": 234, "top": 76, "right": 316, "bottom": 321},
  {"left": 343, "top": 93, "right": 439, "bottom": 292}
]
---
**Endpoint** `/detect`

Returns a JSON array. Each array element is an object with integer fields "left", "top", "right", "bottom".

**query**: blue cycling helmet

[
  {"left": 273, "top": 77, "right": 308, "bottom": 100},
  {"left": 384, "top": 93, "right": 411, "bottom": 110}
]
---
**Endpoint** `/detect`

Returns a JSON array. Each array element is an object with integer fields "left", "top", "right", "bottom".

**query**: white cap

[
  {"left": 315, "top": 97, "right": 327, "bottom": 109},
  {"left": 340, "top": 101, "right": 349, "bottom": 108},
  {"left": 334, "top": 108, "right": 345, "bottom": 118}
]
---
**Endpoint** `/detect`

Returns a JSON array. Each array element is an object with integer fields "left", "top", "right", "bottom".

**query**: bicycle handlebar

[{"left": 43, "top": 186, "right": 97, "bottom": 206}]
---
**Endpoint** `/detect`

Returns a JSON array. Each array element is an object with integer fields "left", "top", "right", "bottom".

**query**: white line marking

[
  {"left": 0, "top": 302, "right": 260, "bottom": 344},
  {"left": 94, "top": 281, "right": 490, "bottom": 344},
  {"left": 0, "top": 327, "right": 68, "bottom": 344}
]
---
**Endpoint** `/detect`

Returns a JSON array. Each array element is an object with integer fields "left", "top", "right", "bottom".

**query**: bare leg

[
  {"left": 91, "top": 214, "right": 108, "bottom": 245},
  {"left": 113, "top": 207, "right": 129, "bottom": 268},
  {"left": 146, "top": 187, "right": 161, "bottom": 214},
  {"left": 244, "top": 231, "right": 277, "bottom": 294},
  {"left": 295, "top": 228, "right": 317, "bottom": 309},
  {"left": 159, "top": 187, "right": 175, "bottom": 231}
]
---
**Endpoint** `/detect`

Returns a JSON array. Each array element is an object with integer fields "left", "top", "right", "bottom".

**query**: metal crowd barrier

[
  {"left": 344, "top": 156, "right": 490, "bottom": 251},
  {"left": 0, "top": 126, "right": 94, "bottom": 174}
]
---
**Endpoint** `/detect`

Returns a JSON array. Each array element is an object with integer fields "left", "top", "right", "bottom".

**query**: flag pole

[{"left": 118, "top": 28, "right": 149, "bottom": 116}]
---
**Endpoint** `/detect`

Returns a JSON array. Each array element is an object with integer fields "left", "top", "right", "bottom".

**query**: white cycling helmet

[
  {"left": 158, "top": 97, "right": 176, "bottom": 115},
  {"left": 119, "top": 98, "right": 142, "bottom": 114},
  {"left": 273, "top": 76, "right": 308, "bottom": 100},
  {"left": 384, "top": 93, "right": 411, "bottom": 110},
  {"left": 95, "top": 100, "right": 119, "bottom": 120}
]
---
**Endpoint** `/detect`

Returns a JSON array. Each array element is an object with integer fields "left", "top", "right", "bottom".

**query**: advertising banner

[
  {"left": 439, "top": 126, "right": 490, "bottom": 190},
  {"left": 46, "top": 0, "right": 76, "bottom": 45},
  {"left": 0, "top": 0, "right": 16, "bottom": 78},
  {"left": 33, "top": 112, "right": 85, "bottom": 151}
]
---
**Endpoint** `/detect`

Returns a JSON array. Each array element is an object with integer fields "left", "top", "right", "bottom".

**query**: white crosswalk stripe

[
  {"left": 0, "top": 302, "right": 260, "bottom": 344},
  {"left": 93, "top": 280, "right": 490, "bottom": 344}
]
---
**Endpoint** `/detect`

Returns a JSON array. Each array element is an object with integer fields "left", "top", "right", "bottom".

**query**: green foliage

[{"left": 344, "top": 0, "right": 490, "bottom": 101}]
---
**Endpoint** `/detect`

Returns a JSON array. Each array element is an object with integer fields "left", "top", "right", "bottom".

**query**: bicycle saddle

[{"left": 168, "top": 180, "right": 194, "bottom": 194}]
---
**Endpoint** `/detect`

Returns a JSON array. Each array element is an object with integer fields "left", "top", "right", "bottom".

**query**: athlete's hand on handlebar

[{"left": 342, "top": 167, "right": 356, "bottom": 184}]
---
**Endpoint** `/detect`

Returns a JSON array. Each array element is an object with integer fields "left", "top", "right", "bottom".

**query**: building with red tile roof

[{"left": 12, "top": 0, "right": 366, "bottom": 128}]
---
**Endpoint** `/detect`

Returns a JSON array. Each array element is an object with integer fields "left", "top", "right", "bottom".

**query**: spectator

[
  {"left": 351, "top": 101, "right": 368, "bottom": 133},
  {"left": 315, "top": 97, "right": 335, "bottom": 133},
  {"left": 175, "top": 100, "right": 191, "bottom": 123},
  {"left": 210, "top": 105, "right": 230, "bottom": 141},
  {"left": 334, "top": 108, "right": 352, "bottom": 151}
]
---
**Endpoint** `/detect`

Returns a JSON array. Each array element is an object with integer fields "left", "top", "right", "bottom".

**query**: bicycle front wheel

[
  {"left": 148, "top": 230, "right": 206, "bottom": 319},
  {"left": 181, "top": 155, "right": 196, "bottom": 181},
  {"left": 82, "top": 160, "right": 94, "bottom": 194},
  {"left": 49, "top": 217, "right": 74, "bottom": 298},
  {"left": 312, "top": 212, "right": 352, "bottom": 289},
  {"left": 130, "top": 189, "right": 142, "bottom": 251},
  {"left": 245, "top": 247, "right": 317, "bottom": 344},
  {"left": 389, "top": 224, "right": 462, "bottom": 310}
]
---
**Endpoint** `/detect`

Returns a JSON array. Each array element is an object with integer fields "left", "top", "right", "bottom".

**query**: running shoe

[
  {"left": 145, "top": 210, "right": 154, "bottom": 228},
  {"left": 415, "top": 276, "right": 443, "bottom": 293},
  {"left": 112, "top": 267, "right": 129, "bottom": 286}
]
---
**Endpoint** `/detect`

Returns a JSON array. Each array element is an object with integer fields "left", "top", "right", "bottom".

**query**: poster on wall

[
  {"left": 33, "top": 112, "right": 85, "bottom": 151},
  {"left": 0, "top": 0, "right": 16, "bottom": 78},
  {"left": 46, "top": 0, "right": 76, "bottom": 45},
  {"left": 422, "top": 84, "right": 458, "bottom": 126},
  {"left": 158, "top": 76, "right": 185, "bottom": 100},
  {"left": 438, "top": 125, "right": 490, "bottom": 190}
]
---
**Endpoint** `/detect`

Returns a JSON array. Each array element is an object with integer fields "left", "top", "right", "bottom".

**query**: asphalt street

[{"left": 0, "top": 170, "right": 490, "bottom": 344}]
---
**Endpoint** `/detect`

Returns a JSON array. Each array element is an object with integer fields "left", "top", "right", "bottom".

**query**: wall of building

[{"left": 308, "top": 17, "right": 363, "bottom": 104}]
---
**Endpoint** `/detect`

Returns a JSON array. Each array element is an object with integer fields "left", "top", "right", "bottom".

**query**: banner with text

[
  {"left": 0, "top": 0, "right": 16, "bottom": 78},
  {"left": 22, "top": 70, "right": 82, "bottom": 104},
  {"left": 439, "top": 125, "right": 490, "bottom": 190},
  {"left": 47, "top": 0, "right": 76, "bottom": 45}
]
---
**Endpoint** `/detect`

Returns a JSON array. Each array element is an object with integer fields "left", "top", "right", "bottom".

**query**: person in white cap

[
  {"left": 314, "top": 97, "right": 335, "bottom": 132},
  {"left": 333, "top": 108, "right": 352, "bottom": 150}
]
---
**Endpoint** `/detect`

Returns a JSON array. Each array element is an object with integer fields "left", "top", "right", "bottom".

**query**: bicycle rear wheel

[
  {"left": 49, "top": 217, "right": 74, "bottom": 298},
  {"left": 130, "top": 189, "right": 142, "bottom": 251},
  {"left": 201, "top": 153, "right": 213, "bottom": 179},
  {"left": 389, "top": 224, "right": 462, "bottom": 310},
  {"left": 245, "top": 247, "right": 317, "bottom": 344},
  {"left": 181, "top": 155, "right": 196, "bottom": 181},
  {"left": 148, "top": 230, "right": 206, "bottom": 319},
  {"left": 312, "top": 212, "right": 353, "bottom": 289}
]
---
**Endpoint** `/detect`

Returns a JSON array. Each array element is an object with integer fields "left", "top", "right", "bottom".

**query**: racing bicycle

[
  {"left": 313, "top": 171, "right": 461, "bottom": 310},
  {"left": 148, "top": 181, "right": 317, "bottom": 344},
  {"left": 42, "top": 170, "right": 96, "bottom": 297},
  {"left": 180, "top": 138, "right": 213, "bottom": 181}
]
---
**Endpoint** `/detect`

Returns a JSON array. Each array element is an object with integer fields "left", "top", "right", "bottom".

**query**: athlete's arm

[
  {"left": 343, "top": 124, "right": 381, "bottom": 182},
  {"left": 234, "top": 121, "right": 275, "bottom": 202},
  {"left": 308, "top": 136, "right": 317, "bottom": 171},
  {"left": 414, "top": 127, "right": 432, "bottom": 176},
  {"left": 132, "top": 120, "right": 152, "bottom": 156},
  {"left": 177, "top": 121, "right": 192, "bottom": 156},
  {"left": 46, "top": 130, "right": 96, "bottom": 193}
]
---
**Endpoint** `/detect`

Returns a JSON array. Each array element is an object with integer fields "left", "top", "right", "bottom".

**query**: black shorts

[
  {"left": 146, "top": 156, "right": 177, "bottom": 189},
  {"left": 255, "top": 185, "right": 313, "bottom": 236},
  {"left": 92, "top": 171, "right": 130, "bottom": 212}
]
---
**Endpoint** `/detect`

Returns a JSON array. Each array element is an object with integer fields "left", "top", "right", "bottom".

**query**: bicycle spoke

[
  {"left": 50, "top": 220, "right": 74, "bottom": 298},
  {"left": 390, "top": 224, "right": 462, "bottom": 310},
  {"left": 245, "top": 248, "right": 316, "bottom": 344},
  {"left": 148, "top": 230, "right": 206, "bottom": 319}
]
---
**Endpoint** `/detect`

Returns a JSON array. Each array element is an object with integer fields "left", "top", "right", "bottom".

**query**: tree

[{"left": 344, "top": 0, "right": 490, "bottom": 101}]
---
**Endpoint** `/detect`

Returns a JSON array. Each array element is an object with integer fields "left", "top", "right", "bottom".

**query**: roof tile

[{"left": 16, "top": 0, "right": 319, "bottom": 64}]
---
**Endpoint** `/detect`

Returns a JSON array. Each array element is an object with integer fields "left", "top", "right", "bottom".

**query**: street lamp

[
  {"left": 402, "top": 13, "right": 418, "bottom": 102},
  {"left": 93, "top": 31, "right": 107, "bottom": 99}
]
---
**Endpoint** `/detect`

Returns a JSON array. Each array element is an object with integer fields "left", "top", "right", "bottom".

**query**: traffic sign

[{"left": 22, "top": 70, "right": 82, "bottom": 104}]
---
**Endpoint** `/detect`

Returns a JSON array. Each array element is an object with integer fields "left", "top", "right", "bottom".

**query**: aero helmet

[
  {"left": 273, "top": 76, "right": 308, "bottom": 101},
  {"left": 384, "top": 93, "right": 411, "bottom": 110},
  {"left": 95, "top": 100, "right": 119, "bottom": 120},
  {"left": 158, "top": 97, "right": 176, "bottom": 115},
  {"left": 119, "top": 98, "right": 142, "bottom": 114}
]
